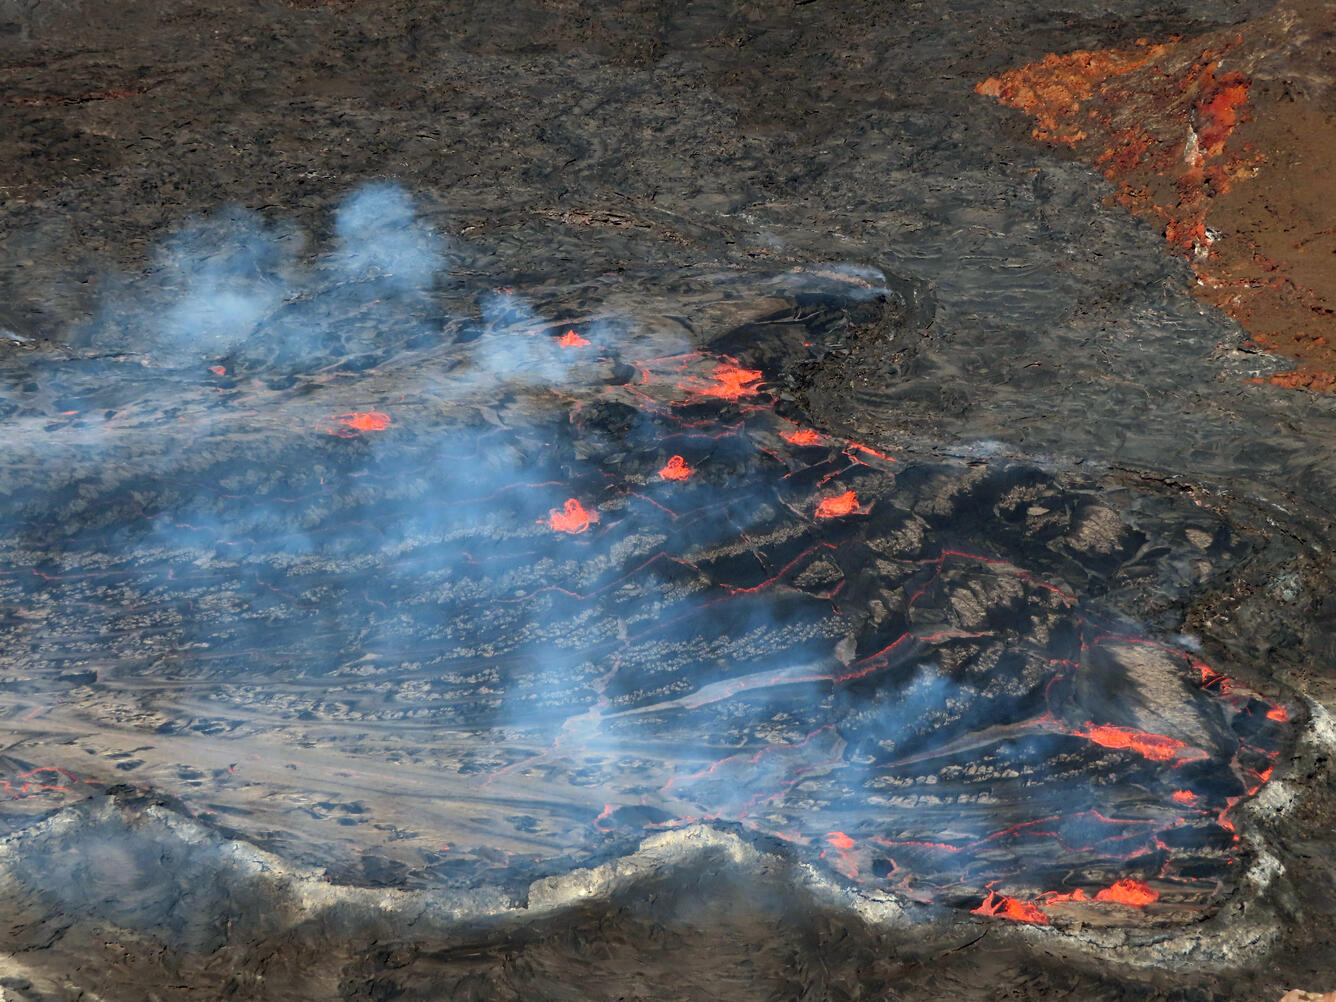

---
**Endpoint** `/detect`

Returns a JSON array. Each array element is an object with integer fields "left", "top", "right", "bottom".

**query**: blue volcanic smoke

[{"left": 0, "top": 183, "right": 1290, "bottom": 925}]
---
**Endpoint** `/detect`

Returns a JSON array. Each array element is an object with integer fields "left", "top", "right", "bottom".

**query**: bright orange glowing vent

[
  {"left": 815, "top": 490, "right": 861, "bottom": 519},
  {"left": 684, "top": 363, "right": 763, "bottom": 400},
  {"left": 1077, "top": 722, "right": 1197, "bottom": 762},
  {"left": 336, "top": 411, "right": 392, "bottom": 433},
  {"left": 972, "top": 891, "right": 1049, "bottom": 924},
  {"left": 784, "top": 428, "right": 824, "bottom": 446},
  {"left": 1267, "top": 705, "right": 1289, "bottom": 722},
  {"left": 545, "top": 498, "right": 597, "bottom": 534},
  {"left": 1171, "top": 789, "right": 1198, "bottom": 805},
  {"left": 558, "top": 329, "right": 590, "bottom": 347},
  {"left": 825, "top": 831, "right": 855, "bottom": 850},
  {"left": 1094, "top": 879, "right": 1159, "bottom": 906},
  {"left": 658, "top": 455, "right": 694, "bottom": 481}
]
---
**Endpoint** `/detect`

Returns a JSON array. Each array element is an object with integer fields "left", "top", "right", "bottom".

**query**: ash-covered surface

[{"left": 1, "top": 0, "right": 1336, "bottom": 1000}]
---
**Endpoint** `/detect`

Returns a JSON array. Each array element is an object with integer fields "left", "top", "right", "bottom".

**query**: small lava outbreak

[
  {"left": 544, "top": 497, "right": 598, "bottom": 534},
  {"left": 784, "top": 428, "right": 824, "bottom": 446},
  {"left": 658, "top": 455, "right": 694, "bottom": 481},
  {"left": 331, "top": 411, "right": 392, "bottom": 434},
  {"left": 680, "top": 361, "right": 764, "bottom": 400},
  {"left": 1074, "top": 722, "right": 1204, "bottom": 764},
  {"left": 815, "top": 490, "right": 862, "bottom": 518}
]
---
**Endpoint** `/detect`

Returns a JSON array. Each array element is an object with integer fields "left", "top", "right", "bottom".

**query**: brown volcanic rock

[{"left": 978, "top": 1, "right": 1336, "bottom": 390}]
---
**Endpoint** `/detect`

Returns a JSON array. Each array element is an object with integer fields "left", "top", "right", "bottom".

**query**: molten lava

[
  {"left": 1, "top": 766, "right": 79, "bottom": 798},
  {"left": 558, "top": 329, "right": 591, "bottom": 348},
  {"left": 335, "top": 411, "right": 392, "bottom": 433},
  {"left": 683, "top": 362, "right": 763, "bottom": 401},
  {"left": 979, "top": 878, "right": 1159, "bottom": 923},
  {"left": 784, "top": 428, "right": 824, "bottom": 446},
  {"left": 1095, "top": 879, "right": 1159, "bottom": 906},
  {"left": 1171, "top": 789, "right": 1199, "bottom": 805},
  {"left": 1267, "top": 705, "right": 1289, "bottom": 722},
  {"left": 1077, "top": 722, "right": 1199, "bottom": 763},
  {"left": 208, "top": 365, "right": 226, "bottom": 376},
  {"left": 825, "top": 831, "right": 855, "bottom": 850},
  {"left": 658, "top": 455, "right": 694, "bottom": 481},
  {"left": 972, "top": 891, "right": 1050, "bottom": 924},
  {"left": 545, "top": 498, "right": 597, "bottom": 534},
  {"left": 815, "top": 490, "right": 861, "bottom": 519},
  {"left": 1043, "top": 888, "right": 1090, "bottom": 903}
]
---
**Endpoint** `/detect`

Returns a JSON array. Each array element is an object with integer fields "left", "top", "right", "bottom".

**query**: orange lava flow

[
  {"left": 979, "top": 46, "right": 1252, "bottom": 259},
  {"left": 336, "top": 411, "right": 392, "bottom": 433},
  {"left": 658, "top": 455, "right": 694, "bottom": 481},
  {"left": 825, "top": 831, "right": 855, "bottom": 850},
  {"left": 208, "top": 365, "right": 226, "bottom": 376},
  {"left": 1076, "top": 722, "right": 1196, "bottom": 762},
  {"left": 972, "top": 891, "right": 1050, "bottom": 924},
  {"left": 1095, "top": 879, "right": 1159, "bottom": 906},
  {"left": 1267, "top": 705, "right": 1289, "bottom": 722},
  {"left": 683, "top": 363, "right": 763, "bottom": 401},
  {"left": 1043, "top": 888, "right": 1090, "bottom": 904},
  {"left": 815, "top": 490, "right": 861, "bottom": 519},
  {"left": 973, "top": 25, "right": 1336, "bottom": 390},
  {"left": 1171, "top": 789, "right": 1199, "bottom": 805},
  {"left": 976, "top": 41, "right": 1171, "bottom": 144},
  {"left": 784, "top": 428, "right": 824, "bottom": 446},
  {"left": 544, "top": 498, "right": 597, "bottom": 534},
  {"left": 1044, "top": 878, "right": 1159, "bottom": 908},
  {"left": 558, "top": 329, "right": 591, "bottom": 347}
]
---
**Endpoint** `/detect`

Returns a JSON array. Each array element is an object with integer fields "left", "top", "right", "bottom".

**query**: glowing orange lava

[
  {"left": 815, "top": 490, "right": 861, "bottom": 519},
  {"left": 784, "top": 428, "right": 824, "bottom": 446},
  {"left": 1, "top": 766, "right": 79, "bottom": 798},
  {"left": 1043, "top": 888, "right": 1090, "bottom": 904},
  {"left": 825, "top": 831, "right": 855, "bottom": 850},
  {"left": 545, "top": 498, "right": 597, "bottom": 534},
  {"left": 975, "top": 42, "right": 1170, "bottom": 145},
  {"left": 1267, "top": 705, "right": 1289, "bottom": 722},
  {"left": 1043, "top": 878, "right": 1159, "bottom": 908},
  {"left": 336, "top": 411, "right": 392, "bottom": 433},
  {"left": 684, "top": 363, "right": 763, "bottom": 401},
  {"left": 1095, "top": 879, "right": 1159, "bottom": 906},
  {"left": 658, "top": 455, "right": 694, "bottom": 481},
  {"left": 558, "top": 329, "right": 591, "bottom": 348},
  {"left": 208, "top": 365, "right": 226, "bottom": 376},
  {"left": 1077, "top": 722, "right": 1196, "bottom": 762},
  {"left": 1171, "top": 789, "right": 1199, "bottom": 805},
  {"left": 847, "top": 440, "right": 895, "bottom": 462},
  {"left": 972, "top": 891, "right": 1050, "bottom": 924}
]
